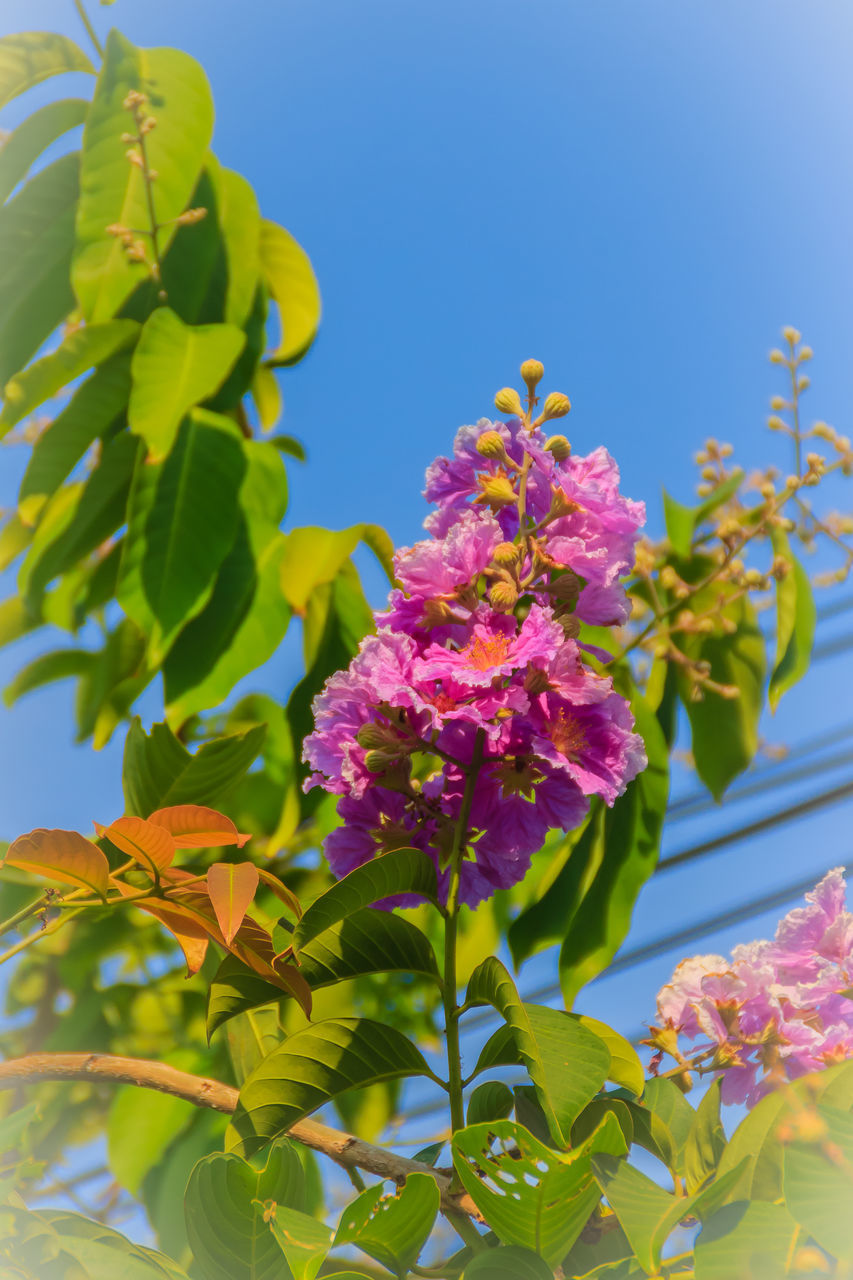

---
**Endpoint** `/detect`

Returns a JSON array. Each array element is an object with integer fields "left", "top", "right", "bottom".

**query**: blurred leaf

[
  {"left": 227, "top": 1007, "right": 283, "bottom": 1086},
  {"left": 693, "top": 1201, "right": 799, "bottom": 1280},
  {"left": 783, "top": 1103, "right": 853, "bottom": 1261},
  {"left": 462, "top": 1247, "right": 555, "bottom": 1279},
  {"left": 185, "top": 1143, "right": 306, "bottom": 1280},
  {"left": 558, "top": 693, "right": 669, "bottom": 1006},
  {"left": 1, "top": 318, "right": 137, "bottom": 434},
  {"left": 507, "top": 820, "right": 592, "bottom": 969},
  {"left": 141, "top": 1108, "right": 227, "bottom": 1262},
  {"left": 467, "top": 1081, "right": 514, "bottom": 1126},
  {"left": 264, "top": 1201, "right": 331, "bottom": 1280},
  {"left": 0, "top": 514, "right": 32, "bottom": 572},
  {"left": 0, "top": 595, "right": 39, "bottom": 648},
  {"left": 252, "top": 365, "right": 282, "bottom": 430},
  {"left": 271, "top": 434, "right": 305, "bottom": 462},
  {"left": 333, "top": 1173, "right": 439, "bottom": 1276},
  {"left": 292, "top": 849, "right": 438, "bottom": 951},
  {"left": 129, "top": 307, "right": 245, "bottom": 460},
  {"left": 639, "top": 1077, "right": 695, "bottom": 1176},
  {"left": 6, "top": 1206, "right": 192, "bottom": 1278},
  {"left": 467, "top": 958, "right": 611, "bottom": 1145},
  {"left": 118, "top": 410, "right": 246, "bottom": 664},
  {"left": 662, "top": 472, "right": 743, "bottom": 559},
  {"left": 18, "top": 352, "right": 133, "bottom": 522},
  {"left": 677, "top": 577, "right": 765, "bottom": 800},
  {"left": 280, "top": 524, "right": 393, "bottom": 616},
  {"left": 0, "top": 153, "right": 79, "bottom": 385},
  {"left": 452, "top": 1119, "right": 614, "bottom": 1266},
  {"left": 122, "top": 717, "right": 266, "bottom": 815},
  {"left": 259, "top": 219, "right": 321, "bottom": 365},
  {"left": 3, "top": 827, "right": 109, "bottom": 896},
  {"left": 685, "top": 1080, "right": 725, "bottom": 1192},
  {"left": 227, "top": 1018, "right": 433, "bottom": 1158},
  {"left": 207, "top": 156, "right": 261, "bottom": 329},
  {"left": 108, "top": 1080, "right": 195, "bottom": 1196},
  {"left": 73, "top": 30, "right": 214, "bottom": 320},
  {"left": 74, "top": 617, "right": 148, "bottom": 745},
  {"left": 0, "top": 97, "right": 88, "bottom": 205},
  {"left": 0, "top": 1103, "right": 39, "bottom": 1153},
  {"left": 0, "top": 32, "right": 93, "bottom": 109},
  {"left": 207, "top": 862, "right": 259, "bottom": 945},
  {"left": 769, "top": 525, "right": 815, "bottom": 711},
  {"left": 4, "top": 647, "right": 95, "bottom": 707}
]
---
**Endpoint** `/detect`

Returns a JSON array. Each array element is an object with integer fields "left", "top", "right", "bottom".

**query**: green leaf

[
  {"left": 0, "top": 153, "right": 79, "bottom": 386},
  {"left": 74, "top": 617, "right": 147, "bottom": 746},
  {"left": 769, "top": 526, "right": 815, "bottom": 711},
  {"left": 693, "top": 1201, "right": 799, "bottom": 1280},
  {"left": 184, "top": 1143, "right": 306, "bottom": 1280},
  {"left": 466, "top": 957, "right": 611, "bottom": 1145},
  {"left": 685, "top": 1080, "right": 726, "bottom": 1192},
  {"left": 507, "top": 820, "right": 592, "bottom": 969},
  {"left": 263, "top": 1201, "right": 332, "bottom": 1280},
  {"left": 292, "top": 849, "right": 438, "bottom": 952},
  {"left": 0, "top": 32, "right": 93, "bottom": 110},
  {"left": 0, "top": 595, "right": 39, "bottom": 649},
  {"left": 226, "top": 1018, "right": 433, "bottom": 1158},
  {"left": 118, "top": 410, "right": 246, "bottom": 664},
  {"left": 677, "top": 578, "right": 766, "bottom": 800},
  {"left": 4, "top": 647, "right": 95, "bottom": 707},
  {"left": 462, "top": 1246, "right": 555, "bottom": 1280},
  {"left": 280, "top": 524, "right": 393, "bottom": 616},
  {"left": 452, "top": 1119, "right": 612, "bottom": 1266},
  {"left": 17, "top": 1207, "right": 191, "bottom": 1279},
  {"left": 252, "top": 365, "right": 282, "bottom": 430},
  {"left": 1, "top": 317, "right": 137, "bottom": 434},
  {"left": 123, "top": 717, "right": 266, "bottom": 816},
  {"left": 259, "top": 219, "right": 321, "bottom": 365},
  {"left": 108, "top": 1080, "right": 195, "bottom": 1196},
  {"left": 333, "top": 1173, "right": 439, "bottom": 1275},
  {"left": 141, "top": 1108, "right": 227, "bottom": 1263},
  {"left": 570, "top": 1014, "right": 644, "bottom": 1097},
  {"left": 73, "top": 30, "right": 214, "bottom": 321},
  {"left": 592, "top": 1153, "right": 681, "bottom": 1274},
  {"left": 783, "top": 1104, "right": 853, "bottom": 1260},
  {"left": 639, "top": 1078, "right": 696, "bottom": 1176},
  {"left": 0, "top": 1103, "right": 39, "bottom": 1153},
  {"left": 18, "top": 351, "right": 134, "bottom": 522},
  {"left": 467, "top": 1081, "right": 515, "bottom": 1126},
  {"left": 558, "top": 693, "right": 669, "bottom": 1005},
  {"left": 207, "top": 156, "right": 262, "bottom": 329},
  {"left": 128, "top": 307, "right": 246, "bottom": 460},
  {"left": 207, "top": 959, "right": 281, "bottom": 1043},
  {"left": 663, "top": 472, "right": 743, "bottom": 559},
  {"left": 0, "top": 97, "right": 88, "bottom": 206}
]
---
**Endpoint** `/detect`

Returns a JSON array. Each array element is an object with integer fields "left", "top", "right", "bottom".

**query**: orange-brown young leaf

[
  {"left": 3, "top": 829, "right": 110, "bottom": 899},
  {"left": 206, "top": 862, "right": 259, "bottom": 945},
  {"left": 256, "top": 866, "right": 303, "bottom": 920},
  {"left": 147, "top": 804, "right": 251, "bottom": 848},
  {"left": 96, "top": 815, "right": 176, "bottom": 876},
  {"left": 113, "top": 883, "right": 210, "bottom": 975}
]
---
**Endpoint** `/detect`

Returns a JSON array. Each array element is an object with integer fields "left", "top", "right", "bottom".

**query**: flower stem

[
  {"left": 73, "top": 0, "right": 104, "bottom": 59},
  {"left": 0, "top": 907, "right": 84, "bottom": 967}
]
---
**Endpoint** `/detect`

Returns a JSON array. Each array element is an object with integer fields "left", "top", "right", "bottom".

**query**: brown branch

[{"left": 0, "top": 1052, "right": 483, "bottom": 1223}]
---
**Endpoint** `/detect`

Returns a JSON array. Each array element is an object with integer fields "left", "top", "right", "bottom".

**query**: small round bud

[
  {"left": 524, "top": 666, "right": 551, "bottom": 694},
  {"left": 364, "top": 749, "right": 396, "bottom": 774},
  {"left": 476, "top": 430, "right": 508, "bottom": 461},
  {"left": 548, "top": 572, "right": 580, "bottom": 604},
  {"left": 541, "top": 392, "right": 571, "bottom": 421},
  {"left": 798, "top": 345, "right": 813, "bottom": 362},
  {"left": 770, "top": 395, "right": 787, "bottom": 411},
  {"left": 767, "top": 415, "right": 785, "bottom": 431},
  {"left": 489, "top": 581, "right": 518, "bottom": 613},
  {"left": 356, "top": 722, "right": 399, "bottom": 752},
  {"left": 494, "top": 387, "right": 524, "bottom": 417},
  {"left": 492, "top": 541, "right": 519, "bottom": 568},
  {"left": 544, "top": 434, "right": 571, "bottom": 461},
  {"left": 783, "top": 325, "right": 801, "bottom": 346},
  {"left": 798, "top": 375, "right": 810, "bottom": 391},
  {"left": 520, "top": 359, "right": 545, "bottom": 389},
  {"left": 769, "top": 348, "right": 786, "bottom": 365}
]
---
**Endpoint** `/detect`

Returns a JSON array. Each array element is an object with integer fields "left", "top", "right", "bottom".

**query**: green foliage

[
  {"left": 333, "top": 1173, "right": 439, "bottom": 1275},
  {"left": 768, "top": 524, "right": 816, "bottom": 710}
]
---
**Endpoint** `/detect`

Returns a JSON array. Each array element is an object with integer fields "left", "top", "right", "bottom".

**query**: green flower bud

[
  {"left": 544, "top": 434, "right": 571, "bottom": 461},
  {"left": 541, "top": 392, "right": 571, "bottom": 421}
]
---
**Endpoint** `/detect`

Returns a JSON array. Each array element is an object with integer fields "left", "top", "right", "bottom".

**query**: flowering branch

[{"left": 0, "top": 1052, "right": 485, "bottom": 1223}]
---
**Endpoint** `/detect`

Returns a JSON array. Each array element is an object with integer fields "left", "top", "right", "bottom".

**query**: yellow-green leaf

[
  {"left": 0, "top": 32, "right": 93, "bottom": 110},
  {"left": 259, "top": 219, "right": 321, "bottom": 365}
]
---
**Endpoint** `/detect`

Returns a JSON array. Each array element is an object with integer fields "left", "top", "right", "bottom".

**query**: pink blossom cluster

[
  {"left": 303, "top": 409, "right": 647, "bottom": 907},
  {"left": 653, "top": 869, "right": 853, "bottom": 1106}
]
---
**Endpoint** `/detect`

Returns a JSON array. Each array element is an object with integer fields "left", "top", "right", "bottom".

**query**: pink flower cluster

[
  {"left": 303, "top": 409, "right": 647, "bottom": 907},
  {"left": 653, "top": 869, "right": 853, "bottom": 1106}
]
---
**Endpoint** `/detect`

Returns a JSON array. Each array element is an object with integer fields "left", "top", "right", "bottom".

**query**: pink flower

[{"left": 395, "top": 510, "right": 503, "bottom": 599}]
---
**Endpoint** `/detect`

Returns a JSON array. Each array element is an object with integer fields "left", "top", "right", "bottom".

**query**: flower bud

[
  {"left": 476, "top": 430, "right": 509, "bottom": 461},
  {"left": 364, "top": 749, "right": 397, "bottom": 774},
  {"left": 548, "top": 488, "right": 579, "bottom": 518},
  {"left": 798, "top": 345, "right": 814, "bottom": 362},
  {"left": 544, "top": 434, "right": 571, "bottom": 461},
  {"left": 769, "top": 348, "right": 786, "bottom": 365},
  {"left": 476, "top": 474, "right": 517, "bottom": 508},
  {"left": 520, "top": 358, "right": 544, "bottom": 390},
  {"left": 549, "top": 571, "right": 580, "bottom": 604},
  {"left": 492, "top": 541, "right": 519, "bottom": 568},
  {"left": 489, "top": 581, "right": 518, "bottom": 613},
  {"left": 356, "top": 721, "right": 403, "bottom": 752},
  {"left": 524, "top": 666, "right": 551, "bottom": 694},
  {"left": 541, "top": 392, "right": 571, "bottom": 421},
  {"left": 422, "top": 599, "right": 459, "bottom": 627},
  {"left": 494, "top": 387, "right": 524, "bottom": 418},
  {"left": 783, "top": 325, "right": 802, "bottom": 346}
]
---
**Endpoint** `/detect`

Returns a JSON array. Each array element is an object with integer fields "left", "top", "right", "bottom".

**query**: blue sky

[{"left": 2, "top": 0, "right": 853, "bottom": 1084}]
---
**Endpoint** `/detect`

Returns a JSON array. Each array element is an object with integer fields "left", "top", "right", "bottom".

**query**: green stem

[
  {"left": 73, "top": 0, "right": 104, "bottom": 59},
  {"left": 0, "top": 907, "right": 84, "bottom": 967},
  {"left": 0, "top": 894, "right": 48, "bottom": 940}
]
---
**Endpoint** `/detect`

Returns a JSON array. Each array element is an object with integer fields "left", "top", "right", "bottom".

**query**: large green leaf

[
  {"left": 128, "top": 306, "right": 245, "bottom": 460},
  {"left": 0, "top": 32, "right": 93, "bottom": 110},
  {"left": 184, "top": 1143, "right": 306, "bottom": 1280},
  {"left": 333, "top": 1173, "right": 439, "bottom": 1276},
  {"left": 108, "top": 1079, "right": 196, "bottom": 1196},
  {"left": 1, "top": 318, "right": 137, "bottom": 434},
  {"left": 558, "top": 693, "right": 669, "bottom": 1006},
  {"left": 783, "top": 1104, "right": 853, "bottom": 1261},
  {"left": 0, "top": 97, "right": 88, "bottom": 206},
  {"left": 73, "top": 30, "right": 214, "bottom": 321},
  {"left": 207, "top": 156, "right": 262, "bottom": 329},
  {"left": 591, "top": 1154, "right": 680, "bottom": 1274},
  {"left": 3, "top": 647, "right": 96, "bottom": 708},
  {"left": 0, "top": 153, "right": 79, "bottom": 385},
  {"left": 466, "top": 958, "right": 611, "bottom": 1145},
  {"left": 662, "top": 473, "right": 743, "bottom": 559},
  {"left": 280, "top": 524, "right": 393, "bottom": 617},
  {"left": 768, "top": 525, "right": 815, "bottom": 711},
  {"left": 74, "top": 618, "right": 147, "bottom": 746},
  {"left": 640, "top": 1077, "right": 696, "bottom": 1176},
  {"left": 118, "top": 410, "right": 246, "bottom": 664},
  {"left": 123, "top": 717, "right": 266, "bottom": 815},
  {"left": 452, "top": 1119, "right": 619, "bottom": 1266},
  {"left": 226, "top": 1018, "right": 433, "bottom": 1158},
  {"left": 1, "top": 1206, "right": 189, "bottom": 1280},
  {"left": 263, "top": 1202, "right": 332, "bottom": 1280},
  {"left": 292, "top": 849, "right": 439, "bottom": 951},
  {"left": 18, "top": 352, "right": 133, "bottom": 523},
  {"left": 684, "top": 1079, "right": 725, "bottom": 1192},
  {"left": 693, "top": 1201, "right": 799, "bottom": 1280},
  {"left": 506, "top": 821, "right": 592, "bottom": 969},
  {"left": 259, "top": 219, "right": 321, "bottom": 365},
  {"left": 677, "top": 578, "right": 766, "bottom": 800},
  {"left": 462, "top": 1247, "right": 555, "bottom": 1279},
  {"left": 570, "top": 1014, "right": 644, "bottom": 1097}
]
